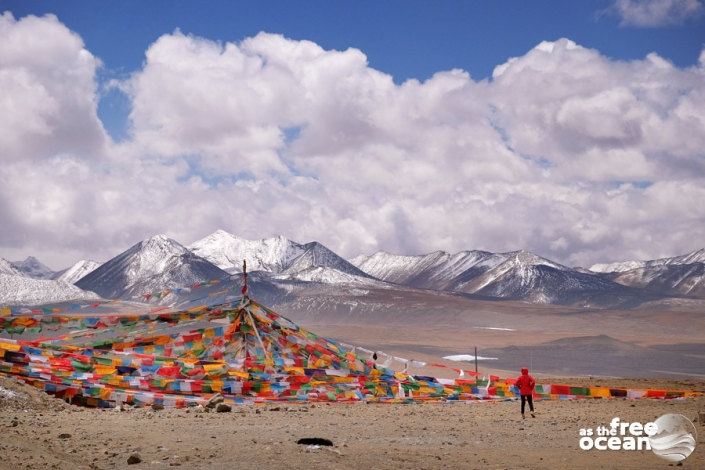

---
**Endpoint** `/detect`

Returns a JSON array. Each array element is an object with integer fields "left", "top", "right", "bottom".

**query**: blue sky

[{"left": 0, "top": 0, "right": 704, "bottom": 269}]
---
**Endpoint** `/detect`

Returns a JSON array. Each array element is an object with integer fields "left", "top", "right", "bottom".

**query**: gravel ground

[{"left": 1, "top": 376, "right": 704, "bottom": 470}]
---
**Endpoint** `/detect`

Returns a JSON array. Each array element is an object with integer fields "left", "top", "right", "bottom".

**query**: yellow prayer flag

[
  {"left": 0, "top": 341, "right": 21, "bottom": 352},
  {"left": 228, "top": 371, "right": 249, "bottom": 379},
  {"left": 333, "top": 377, "right": 354, "bottom": 383},
  {"left": 94, "top": 365, "right": 117, "bottom": 375}
]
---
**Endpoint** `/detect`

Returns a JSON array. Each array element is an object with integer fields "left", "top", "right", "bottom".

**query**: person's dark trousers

[{"left": 520, "top": 394, "right": 534, "bottom": 414}]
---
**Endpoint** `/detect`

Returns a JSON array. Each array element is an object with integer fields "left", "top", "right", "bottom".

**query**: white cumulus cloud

[
  {"left": 610, "top": 0, "right": 704, "bottom": 27},
  {"left": 1, "top": 15, "right": 704, "bottom": 271}
]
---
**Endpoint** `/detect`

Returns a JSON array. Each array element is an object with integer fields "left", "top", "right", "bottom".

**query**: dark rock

[
  {"left": 58, "top": 433, "right": 71, "bottom": 439},
  {"left": 215, "top": 404, "right": 231, "bottom": 413},
  {"left": 151, "top": 403, "right": 165, "bottom": 411},
  {"left": 127, "top": 452, "right": 142, "bottom": 465}
]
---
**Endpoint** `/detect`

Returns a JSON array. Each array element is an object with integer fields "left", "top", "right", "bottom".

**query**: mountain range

[{"left": 1, "top": 230, "right": 704, "bottom": 311}]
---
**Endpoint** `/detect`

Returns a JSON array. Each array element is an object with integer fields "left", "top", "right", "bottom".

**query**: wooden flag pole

[
  {"left": 475, "top": 346, "right": 478, "bottom": 374},
  {"left": 242, "top": 260, "right": 248, "bottom": 296}
]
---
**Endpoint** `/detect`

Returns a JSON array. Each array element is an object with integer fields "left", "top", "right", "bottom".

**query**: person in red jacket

[{"left": 516, "top": 367, "right": 536, "bottom": 419}]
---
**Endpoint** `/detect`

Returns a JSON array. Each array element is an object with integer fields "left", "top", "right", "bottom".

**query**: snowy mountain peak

[
  {"left": 51, "top": 260, "right": 102, "bottom": 284},
  {"left": 1, "top": 257, "right": 27, "bottom": 277},
  {"left": 506, "top": 250, "right": 566, "bottom": 271},
  {"left": 212, "top": 228, "right": 235, "bottom": 238},
  {"left": 189, "top": 231, "right": 375, "bottom": 285},
  {"left": 189, "top": 230, "right": 305, "bottom": 274},
  {"left": 140, "top": 234, "right": 181, "bottom": 250},
  {"left": 11, "top": 256, "right": 55, "bottom": 279},
  {"left": 281, "top": 242, "right": 374, "bottom": 281},
  {"left": 76, "top": 235, "right": 228, "bottom": 299}
]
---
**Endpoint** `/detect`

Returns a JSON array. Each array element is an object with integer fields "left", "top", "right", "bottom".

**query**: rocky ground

[{"left": 1, "top": 376, "right": 704, "bottom": 470}]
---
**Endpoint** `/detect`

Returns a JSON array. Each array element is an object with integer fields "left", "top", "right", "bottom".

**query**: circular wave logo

[{"left": 649, "top": 414, "right": 697, "bottom": 462}]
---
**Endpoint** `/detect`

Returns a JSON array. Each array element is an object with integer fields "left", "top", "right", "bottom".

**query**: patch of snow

[
  {"left": 0, "top": 386, "right": 25, "bottom": 399},
  {"left": 472, "top": 327, "right": 516, "bottom": 331},
  {"left": 443, "top": 354, "right": 498, "bottom": 361}
]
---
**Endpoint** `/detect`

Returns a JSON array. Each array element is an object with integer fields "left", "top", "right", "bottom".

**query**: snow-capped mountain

[
  {"left": 351, "top": 249, "right": 658, "bottom": 307},
  {"left": 589, "top": 248, "right": 705, "bottom": 299},
  {"left": 349, "top": 250, "right": 509, "bottom": 291},
  {"left": 190, "top": 230, "right": 378, "bottom": 285},
  {"left": 280, "top": 242, "right": 374, "bottom": 278},
  {"left": 11, "top": 256, "right": 55, "bottom": 279},
  {"left": 601, "top": 263, "right": 705, "bottom": 299},
  {"left": 75, "top": 235, "right": 230, "bottom": 299},
  {"left": 189, "top": 230, "right": 306, "bottom": 274},
  {"left": 0, "top": 257, "right": 26, "bottom": 277},
  {"left": 589, "top": 248, "right": 705, "bottom": 273},
  {"left": 456, "top": 250, "right": 643, "bottom": 306},
  {"left": 0, "top": 274, "right": 100, "bottom": 306},
  {"left": 274, "top": 242, "right": 380, "bottom": 284},
  {"left": 50, "top": 260, "right": 102, "bottom": 284},
  {"left": 2, "top": 233, "right": 693, "bottom": 310}
]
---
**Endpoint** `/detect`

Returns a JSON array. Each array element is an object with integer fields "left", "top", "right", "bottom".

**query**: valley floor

[{"left": 282, "top": 296, "right": 705, "bottom": 380}]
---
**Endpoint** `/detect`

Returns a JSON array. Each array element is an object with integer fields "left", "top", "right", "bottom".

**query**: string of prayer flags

[{"left": 0, "top": 292, "right": 700, "bottom": 408}]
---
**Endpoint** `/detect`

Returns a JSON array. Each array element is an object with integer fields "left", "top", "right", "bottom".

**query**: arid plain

[{"left": 2, "top": 293, "right": 704, "bottom": 469}]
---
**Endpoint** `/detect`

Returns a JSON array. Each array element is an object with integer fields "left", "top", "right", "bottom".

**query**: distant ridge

[
  {"left": 11, "top": 256, "right": 55, "bottom": 279},
  {"left": 3, "top": 233, "right": 703, "bottom": 309},
  {"left": 350, "top": 249, "right": 654, "bottom": 307},
  {"left": 590, "top": 248, "right": 705, "bottom": 273},
  {"left": 589, "top": 248, "right": 705, "bottom": 299}
]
